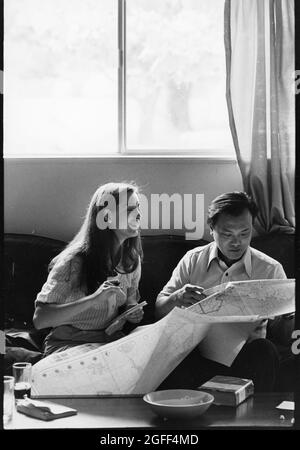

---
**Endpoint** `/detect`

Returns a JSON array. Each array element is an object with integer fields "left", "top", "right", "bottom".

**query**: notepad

[{"left": 16, "top": 397, "right": 77, "bottom": 421}]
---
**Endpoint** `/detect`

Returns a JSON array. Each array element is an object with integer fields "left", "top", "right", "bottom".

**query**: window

[
  {"left": 5, "top": 0, "right": 118, "bottom": 157},
  {"left": 4, "top": 0, "right": 235, "bottom": 158}
]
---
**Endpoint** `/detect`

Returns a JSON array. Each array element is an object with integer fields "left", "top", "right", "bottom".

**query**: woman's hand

[
  {"left": 125, "top": 304, "right": 144, "bottom": 323},
  {"left": 89, "top": 281, "right": 126, "bottom": 310},
  {"left": 172, "top": 284, "right": 206, "bottom": 308}
]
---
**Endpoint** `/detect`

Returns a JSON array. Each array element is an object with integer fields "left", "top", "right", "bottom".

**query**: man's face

[{"left": 211, "top": 209, "right": 253, "bottom": 263}]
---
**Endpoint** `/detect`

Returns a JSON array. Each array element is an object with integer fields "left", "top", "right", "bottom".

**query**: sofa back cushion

[
  {"left": 139, "top": 235, "right": 209, "bottom": 323},
  {"left": 250, "top": 233, "right": 294, "bottom": 279},
  {"left": 4, "top": 232, "right": 294, "bottom": 327},
  {"left": 4, "top": 234, "right": 66, "bottom": 328}
]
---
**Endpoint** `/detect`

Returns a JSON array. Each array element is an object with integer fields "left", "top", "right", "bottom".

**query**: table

[{"left": 4, "top": 393, "right": 294, "bottom": 430}]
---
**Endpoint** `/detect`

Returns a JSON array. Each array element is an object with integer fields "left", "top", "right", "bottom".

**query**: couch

[{"left": 3, "top": 232, "right": 296, "bottom": 390}]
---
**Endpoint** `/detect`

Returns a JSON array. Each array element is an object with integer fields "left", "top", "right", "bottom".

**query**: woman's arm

[
  {"left": 155, "top": 252, "right": 206, "bottom": 319},
  {"left": 33, "top": 294, "right": 94, "bottom": 330},
  {"left": 33, "top": 281, "right": 125, "bottom": 329}
]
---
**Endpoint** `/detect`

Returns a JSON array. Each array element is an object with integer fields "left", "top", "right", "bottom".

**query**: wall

[{"left": 4, "top": 157, "right": 243, "bottom": 242}]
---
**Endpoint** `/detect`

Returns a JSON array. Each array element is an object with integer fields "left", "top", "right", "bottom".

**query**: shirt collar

[
  {"left": 207, "top": 242, "right": 252, "bottom": 277},
  {"left": 242, "top": 246, "right": 252, "bottom": 277},
  {"left": 207, "top": 242, "right": 219, "bottom": 268}
]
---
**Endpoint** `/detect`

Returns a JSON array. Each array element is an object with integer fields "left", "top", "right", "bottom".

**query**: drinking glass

[{"left": 12, "top": 362, "right": 32, "bottom": 400}]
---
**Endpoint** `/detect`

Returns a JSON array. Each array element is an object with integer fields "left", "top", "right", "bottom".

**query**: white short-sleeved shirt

[
  {"left": 35, "top": 256, "right": 141, "bottom": 330},
  {"left": 157, "top": 242, "right": 287, "bottom": 339},
  {"left": 158, "top": 242, "right": 286, "bottom": 298}
]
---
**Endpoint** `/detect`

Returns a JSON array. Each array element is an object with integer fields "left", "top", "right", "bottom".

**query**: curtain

[{"left": 224, "top": 0, "right": 295, "bottom": 234}]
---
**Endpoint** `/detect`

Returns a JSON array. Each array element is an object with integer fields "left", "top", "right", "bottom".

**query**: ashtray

[{"left": 143, "top": 389, "right": 214, "bottom": 420}]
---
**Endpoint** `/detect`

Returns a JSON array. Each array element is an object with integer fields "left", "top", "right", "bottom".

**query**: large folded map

[{"left": 31, "top": 279, "right": 295, "bottom": 396}]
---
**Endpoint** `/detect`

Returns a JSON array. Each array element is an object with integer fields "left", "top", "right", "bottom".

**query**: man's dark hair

[{"left": 207, "top": 191, "right": 258, "bottom": 229}]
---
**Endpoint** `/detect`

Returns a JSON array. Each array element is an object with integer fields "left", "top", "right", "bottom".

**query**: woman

[{"left": 33, "top": 182, "right": 144, "bottom": 356}]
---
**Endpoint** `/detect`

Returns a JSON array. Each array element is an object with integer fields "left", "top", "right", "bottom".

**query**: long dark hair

[{"left": 50, "top": 182, "right": 143, "bottom": 294}]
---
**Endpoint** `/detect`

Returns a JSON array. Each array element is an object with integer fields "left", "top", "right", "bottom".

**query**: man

[{"left": 155, "top": 191, "right": 286, "bottom": 391}]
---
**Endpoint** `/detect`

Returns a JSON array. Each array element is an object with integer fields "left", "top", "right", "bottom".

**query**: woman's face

[{"left": 114, "top": 191, "right": 141, "bottom": 243}]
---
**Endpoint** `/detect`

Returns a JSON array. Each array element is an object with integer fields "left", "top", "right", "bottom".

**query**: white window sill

[{"left": 4, "top": 154, "right": 237, "bottom": 163}]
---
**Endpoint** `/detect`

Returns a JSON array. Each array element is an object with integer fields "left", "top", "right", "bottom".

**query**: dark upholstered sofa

[{"left": 3, "top": 232, "right": 296, "bottom": 390}]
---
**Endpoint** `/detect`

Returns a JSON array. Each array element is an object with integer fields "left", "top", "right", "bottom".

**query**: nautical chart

[{"left": 31, "top": 279, "right": 295, "bottom": 396}]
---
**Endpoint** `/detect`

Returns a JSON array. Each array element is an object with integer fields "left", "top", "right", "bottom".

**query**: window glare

[
  {"left": 126, "top": 0, "right": 234, "bottom": 155},
  {"left": 4, "top": 0, "right": 118, "bottom": 157},
  {"left": 4, "top": 0, "right": 234, "bottom": 157}
]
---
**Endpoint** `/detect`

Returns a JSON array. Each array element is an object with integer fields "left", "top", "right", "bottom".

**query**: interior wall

[{"left": 4, "top": 158, "right": 243, "bottom": 242}]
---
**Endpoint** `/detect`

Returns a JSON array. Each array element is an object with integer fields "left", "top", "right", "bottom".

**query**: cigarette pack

[{"left": 198, "top": 376, "right": 254, "bottom": 406}]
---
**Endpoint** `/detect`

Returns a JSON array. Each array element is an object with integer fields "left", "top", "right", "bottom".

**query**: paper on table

[
  {"left": 16, "top": 397, "right": 77, "bottom": 421},
  {"left": 31, "top": 279, "right": 295, "bottom": 396},
  {"left": 276, "top": 401, "right": 295, "bottom": 411}
]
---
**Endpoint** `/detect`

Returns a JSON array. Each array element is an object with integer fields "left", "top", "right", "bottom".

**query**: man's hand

[{"left": 172, "top": 284, "right": 206, "bottom": 308}]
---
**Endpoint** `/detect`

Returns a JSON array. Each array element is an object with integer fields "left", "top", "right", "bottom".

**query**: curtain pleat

[{"left": 224, "top": 0, "right": 295, "bottom": 234}]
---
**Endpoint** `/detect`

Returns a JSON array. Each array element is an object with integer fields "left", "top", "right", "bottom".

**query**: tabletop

[{"left": 4, "top": 392, "right": 295, "bottom": 430}]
